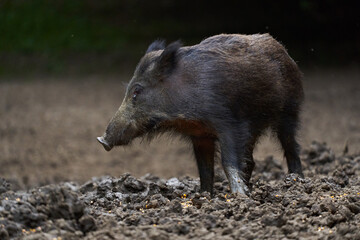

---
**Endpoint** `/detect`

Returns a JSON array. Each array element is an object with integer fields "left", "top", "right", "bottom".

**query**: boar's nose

[{"left": 97, "top": 136, "right": 113, "bottom": 151}]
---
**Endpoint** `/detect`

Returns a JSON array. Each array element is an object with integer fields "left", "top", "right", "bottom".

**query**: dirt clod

[{"left": 0, "top": 142, "right": 359, "bottom": 239}]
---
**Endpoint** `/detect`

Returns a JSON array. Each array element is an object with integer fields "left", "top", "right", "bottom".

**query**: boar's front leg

[
  {"left": 191, "top": 137, "right": 215, "bottom": 195},
  {"left": 217, "top": 121, "right": 251, "bottom": 195}
]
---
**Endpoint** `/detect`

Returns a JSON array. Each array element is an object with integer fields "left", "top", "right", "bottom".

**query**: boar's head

[{"left": 97, "top": 40, "right": 183, "bottom": 151}]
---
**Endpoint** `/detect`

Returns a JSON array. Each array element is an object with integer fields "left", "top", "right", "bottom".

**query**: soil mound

[{"left": 1, "top": 142, "right": 359, "bottom": 239}]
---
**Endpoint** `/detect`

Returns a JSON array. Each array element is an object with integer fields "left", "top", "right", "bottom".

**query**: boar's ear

[
  {"left": 157, "top": 40, "right": 182, "bottom": 76},
  {"left": 146, "top": 40, "right": 166, "bottom": 53}
]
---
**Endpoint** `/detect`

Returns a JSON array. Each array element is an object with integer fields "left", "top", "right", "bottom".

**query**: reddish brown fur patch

[{"left": 163, "top": 119, "right": 216, "bottom": 138}]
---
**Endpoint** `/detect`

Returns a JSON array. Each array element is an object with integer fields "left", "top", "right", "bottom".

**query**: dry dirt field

[
  {"left": 0, "top": 69, "right": 359, "bottom": 188},
  {"left": 0, "top": 68, "right": 359, "bottom": 239}
]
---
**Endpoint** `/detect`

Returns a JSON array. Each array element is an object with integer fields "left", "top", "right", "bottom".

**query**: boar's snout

[{"left": 97, "top": 136, "right": 113, "bottom": 151}]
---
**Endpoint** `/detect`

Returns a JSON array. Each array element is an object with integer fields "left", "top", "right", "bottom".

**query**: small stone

[
  {"left": 79, "top": 215, "right": 96, "bottom": 233},
  {"left": 170, "top": 200, "right": 182, "bottom": 213},
  {"left": 166, "top": 178, "right": 185, "bottom": 189},
  {"left": 346, "top": 203, "right": 360, "bottom": 214},
  {"left": 0, "top": 228, "right": 9, "bottom": 240}
]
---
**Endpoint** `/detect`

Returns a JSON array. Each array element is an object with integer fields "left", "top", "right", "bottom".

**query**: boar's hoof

[{"left": 97, "top": 137, "right": 112, "bottom": 151}]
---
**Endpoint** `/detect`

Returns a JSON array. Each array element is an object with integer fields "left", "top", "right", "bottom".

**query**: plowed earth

[{"left": 1, "top": 142, "right": 359, "bottom": 240}]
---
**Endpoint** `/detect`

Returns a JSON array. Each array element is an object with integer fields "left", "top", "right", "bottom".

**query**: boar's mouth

[
  {"left": 97, "top": 136, "right": 113, "bottom": 151},
  {"left": 97, "top": 117, "right": 165, "bottom": 151},
  {"left": 97, "top": 131, "right": 133, "bottom": 151},
  {"left": 97, "top": 126, "right": 132, "bottom": 151}
]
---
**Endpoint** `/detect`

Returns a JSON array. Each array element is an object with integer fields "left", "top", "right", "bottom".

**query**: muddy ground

[
  {"left": 0, "top": 69, "right": 359, "bottom": 239},
  {"left": 0, "top": 141, "right": 359, "bottom": 239}
]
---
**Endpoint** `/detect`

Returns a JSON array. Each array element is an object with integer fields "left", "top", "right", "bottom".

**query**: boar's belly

[{"left": 165, "top": 119, "right": 216, "bottom": 138}]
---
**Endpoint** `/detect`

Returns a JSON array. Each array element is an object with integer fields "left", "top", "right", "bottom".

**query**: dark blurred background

[
  {"left": 0, "top": 0, "right": 359, "bottom": 188},
  {"left": 0, "top": 0, "right": 359, "bottom": 76}
]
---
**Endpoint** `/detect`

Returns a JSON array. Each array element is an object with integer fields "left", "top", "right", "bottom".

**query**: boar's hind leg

[
  {"left": 217, "top": 121, "right": 251, "bottom": 195},
  {"left": 243, "top": 136, "right": 258, "bottom": 186},
  {"left": 192, "top": 137, "right": 215, "bottom": 195},
  {"left": 276, "top": 114, "right": 304, "bottom": 177}
]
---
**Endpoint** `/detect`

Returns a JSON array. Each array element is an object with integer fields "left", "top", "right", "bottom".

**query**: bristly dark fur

[
  {"left": 100, "top": 33, "right": 304, "bottom": 196},
  {"left": 146, "top": 39, "right": 166, "bottom": 53},
  {"left": 157, "top": 40, "right": 182, "bottom": 76}
]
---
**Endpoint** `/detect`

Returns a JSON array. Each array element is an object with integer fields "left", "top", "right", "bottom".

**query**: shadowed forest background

[
  {"left": 0, "top": 0, "right": 359, "bottom": 188},
  {"left": 1, "top": 0, "right": 359, "bottom": 75}
]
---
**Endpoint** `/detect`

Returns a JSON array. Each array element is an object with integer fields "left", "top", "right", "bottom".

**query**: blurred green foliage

[
  {"left": 0, "top": 0, "right": 127, "bottom": 53},
  {"left": 0, "top": 0, "right": 358, "bottom": 76}
]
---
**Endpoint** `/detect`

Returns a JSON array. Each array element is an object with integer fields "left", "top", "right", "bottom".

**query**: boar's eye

[{"left": 132, "top": 87, "right": 143, "bottom": 101}]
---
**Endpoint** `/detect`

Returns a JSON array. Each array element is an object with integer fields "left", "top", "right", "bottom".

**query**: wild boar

[{"left": 97, "top": 33, "right": 304, "bottom": 195}]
